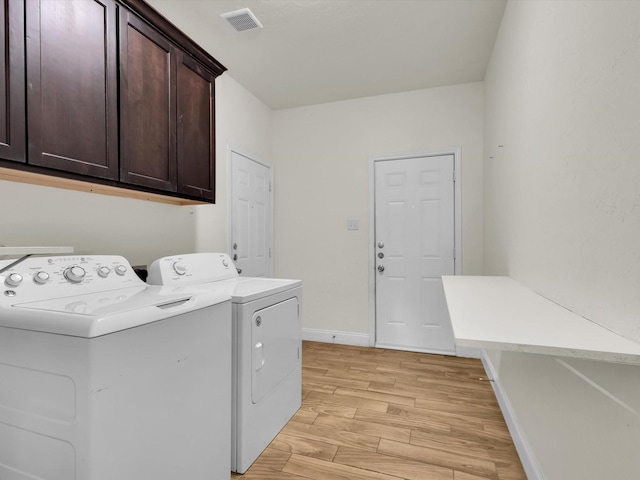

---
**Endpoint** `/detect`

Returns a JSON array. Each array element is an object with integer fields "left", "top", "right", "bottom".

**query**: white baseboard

[
  {"left": 302, "top": 328, "right": 370, "bottom": 347},
  {"left": 302, "top": 330, "right": 486, "bottom": 358},
  {"left": 481, "top": 351, "right": 544, "bottom": 480}
]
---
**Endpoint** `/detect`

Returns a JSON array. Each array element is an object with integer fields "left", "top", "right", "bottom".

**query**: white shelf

[
  {"left": 442, "top": 275, "right": 640, "bottom": 365},
  {"left": 0, "top": 246, "right": 74, "bottom": 256}
]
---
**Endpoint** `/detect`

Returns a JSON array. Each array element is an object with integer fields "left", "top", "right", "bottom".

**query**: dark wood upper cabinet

[
  {"left": 26, "top": 0, "right": 119, "bottom": 179},
  {"left": 119, "top": 10, "right": 177, "bottom": 191},
  {"left": 120, "top": 10, "right": 218, "bottom": 201},
  {"left": 177, "top": 52, "right": 215, "bottom": 202},
  {"left": 2, "top": 0, "right": 225, "bottom": 203},
  {"left": 0, "top": 0, "right": 26, "bottom": 163}
]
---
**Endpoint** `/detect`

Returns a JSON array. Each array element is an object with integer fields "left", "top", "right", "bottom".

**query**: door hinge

[
  {"left": 269, "top": 248, "right": 272, "bottom": 258},
  {"left": 269, "top": 181, "right": 272, "bottom": 192},
  {"left": 453, "top": 169, "right": 456, "bottom": 182},
  {"left": 453, "top": 246, "right": 456, "bottom": 259}
]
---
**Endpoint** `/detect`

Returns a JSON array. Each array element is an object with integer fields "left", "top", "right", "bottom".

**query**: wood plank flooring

[{"left": 231, "top": 341, "right": 526, "bottom": 480}]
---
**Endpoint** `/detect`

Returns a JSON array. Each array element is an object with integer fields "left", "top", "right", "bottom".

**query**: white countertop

[{"left": 442, "top": 275, "right": 640, "bottom": 365}]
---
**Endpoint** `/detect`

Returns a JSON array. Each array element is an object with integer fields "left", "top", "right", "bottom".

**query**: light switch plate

[{"left": 347, "top": 219, "right": 359, "bottom": 231}]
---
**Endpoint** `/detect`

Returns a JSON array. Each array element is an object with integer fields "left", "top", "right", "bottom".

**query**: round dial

[
  {"left": 33, "top": 271, "right": 50, "bottom": 285},
  {"left": 5, "top": 273, "right": 23, "bottom": 287},
  {"left": 114, "top": 265, "right": 127, "bottom": 276},
  {"left": 64, "top": 266, "right": 86, "bottom": 283},
  {"left": 173, "top": 262, "right": 187, "bottom": 276},
  {"left": 97, "top": 266, "right": 111, "bottom": 278}
]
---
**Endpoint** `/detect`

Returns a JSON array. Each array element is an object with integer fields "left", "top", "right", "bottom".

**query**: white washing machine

[
  {"left": 147, "top": 253, "right": 302, "bottom": 474},
  {"left": 0, "top": 254, "right": 232, "bottom": 480}
]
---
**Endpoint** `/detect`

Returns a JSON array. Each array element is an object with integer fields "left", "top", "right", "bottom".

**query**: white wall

[
  {"left": 0, "top": 74, "right": 271, "bottom": 268},
  {"left": 484, "top": 0, "right": 640, "bottom": 342},
  {"left": 484, "top": 2, "right": 640, "bottom": 478},
  {"left": 273, "top": 83, "right": 484, "bottom": 336},
  {"left": 0, "top": 180, "right": 196, "bottom": 266}
]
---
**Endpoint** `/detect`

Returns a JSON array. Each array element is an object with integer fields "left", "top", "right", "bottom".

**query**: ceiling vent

[{"left": 221, "top": 8, "right": 263, "bottom": 32}]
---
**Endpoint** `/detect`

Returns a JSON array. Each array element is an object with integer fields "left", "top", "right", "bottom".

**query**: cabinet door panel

[
  {"left": 0, "top": 0, "right": 26, "bottom": 163},
  {"left": 26, "top": 0, "right": 118, "bottom": 179},
  {"left": 120, "top": 11, "right": 176, "bottom": 191},
  {"left": 177, "top": 53, "right": 215, "bottom": 202}
]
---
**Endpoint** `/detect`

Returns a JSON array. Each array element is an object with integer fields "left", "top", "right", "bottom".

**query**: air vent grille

[{"left": 221, "top": 8, "right": 263, "bottom": 32}]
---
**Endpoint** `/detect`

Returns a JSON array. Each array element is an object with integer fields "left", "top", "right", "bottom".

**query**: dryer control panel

[
  {"left": 0, "top": 255, "right": 143, "bottom": 303},
  {"left": 148, "top": 253, "right": 239, "bottom": 286}
]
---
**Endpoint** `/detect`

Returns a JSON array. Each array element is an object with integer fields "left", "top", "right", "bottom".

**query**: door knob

[
  {"left": 233, "top": 243, "right": 238, "bottom": 250},
  {"left": 378, "top": 252, "right": 384, "bottom": 259},
  {"left": 233, "top": 253, "right": 238, "bottom": 261},
  {"left": 377, "top": 241, "right": 384, "bottom": 248},
  {"left": 377, "top": 265, "right": 385, "bottom": 273}
]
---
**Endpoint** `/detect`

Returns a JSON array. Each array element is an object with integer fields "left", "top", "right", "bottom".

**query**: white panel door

[
  {"left": 374, "top": 155, "right": 455, "bottom": 354},
  {"left": 231, "top": 151, "right": 271, "bottom": 277}
]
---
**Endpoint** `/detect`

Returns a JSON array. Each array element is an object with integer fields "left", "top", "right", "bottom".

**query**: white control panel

[
  {"left": 147, "top": 253, "right": 238, "bottom": 286},
  {"left": 0, "top": 255, "right": 143, "bottom": 303}
]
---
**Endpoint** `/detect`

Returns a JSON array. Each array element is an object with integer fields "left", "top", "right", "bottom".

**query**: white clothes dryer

[
  {"left": 148, "top": 253, "right": 302, "bottom": 474},
  {"left": 0, "top": 254, "right": 232, "bottom": 480}
]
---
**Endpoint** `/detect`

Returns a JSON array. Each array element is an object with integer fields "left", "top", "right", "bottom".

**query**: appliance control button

[
  {"left": 222, "top": 259, "right": 229, "bottom": 267},
  {"left": 33, "top": 271, "right": 50, "bottom": 285},
  {"left": 5, "top": 273, "right": 23, "bottom": 287},
  {"left": 114, "top": 265, "right": 127, "bottom": 276},
  {"left": 173, "top": 262, "right": 187, "bottom": 275},
  {"left": 64, "top": 266, "right": 86, "bottom": 283},
  {"left": 97, "top": 266, "right": 111, "bottom": 278}
]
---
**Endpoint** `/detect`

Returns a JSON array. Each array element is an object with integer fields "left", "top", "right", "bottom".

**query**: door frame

[
  {"left": 227, "top": 146, "right": 273, "bottom": 277},
  {"left": 368, "top": 148, "right": 462, "bottom": 348}
]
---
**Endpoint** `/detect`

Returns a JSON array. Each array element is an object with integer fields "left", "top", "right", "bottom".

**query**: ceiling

[{"left": 146, "top": 0, "right": 507, "bottom": 110}]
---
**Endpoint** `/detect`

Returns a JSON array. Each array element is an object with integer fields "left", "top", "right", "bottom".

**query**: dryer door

[{"left": 251, "top": 297, "right": 300, "bottom": 404}]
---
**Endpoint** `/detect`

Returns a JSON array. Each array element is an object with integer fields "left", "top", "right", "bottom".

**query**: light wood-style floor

[{"left": 232, "top": 341, "right": 526, "bottom": 480}]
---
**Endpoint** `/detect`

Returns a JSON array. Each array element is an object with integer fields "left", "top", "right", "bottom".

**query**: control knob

[
  {"left": 173, "top": 262, "right": 187, "bottom": 276},
  {"left": 5, "top": 273, "right": 23, "bottom": 287},
  {"left": 97, "top": 266, "right": 111, "bottom": 278},
  {"left": 64, "top": 266, "right": 86, "bottom": 283},
  {"left": 33, "top": 271, "right": 50, "bottom": 285},
  {"left": 114, "top": 265, "right": 127, "bottom": 276}
]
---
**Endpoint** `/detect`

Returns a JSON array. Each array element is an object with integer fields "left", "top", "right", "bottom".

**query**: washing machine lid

[
  {"left": 1, "top": 286, "right": 230, "bottom": 338},
  {"left": 211, "top": 277, "right": 301, "bottom": 303}
]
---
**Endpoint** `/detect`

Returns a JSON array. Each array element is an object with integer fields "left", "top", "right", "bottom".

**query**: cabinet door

[
  {"left": 120, "top": 10, "right": 177, "bottom": 192},
  {"left": 177, "top": 52, "right": 215, "bottom": 202},
  {"left": 26, "top": 0, "right": 118, "bottom": 179},
  {"left": 0, "top": 0, "right": 26, "bottom": 163}
]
